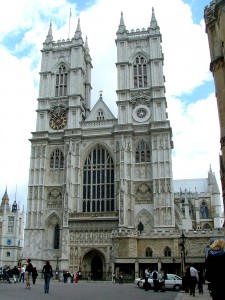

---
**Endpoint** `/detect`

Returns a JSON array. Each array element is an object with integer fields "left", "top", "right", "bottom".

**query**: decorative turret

[
  {"left": 149, "top": 7, "right": 160, "bottom": 31},
  {"left": 72, "top": 18, "right": 83, "bottom": 44},
  {"left": 117, "top": 12, "right": 126, "bottom": 34},
  {"left": 43, "top": 23, "right": 53, "bottom": 49},
  {"left": 1, "top": 187, "right": 9, "bottom": 205}
]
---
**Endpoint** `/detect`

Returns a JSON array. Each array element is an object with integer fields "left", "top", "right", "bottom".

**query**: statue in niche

[
  {"left": 200, "top": 201, "right": 209, "bottom": 219},
  {"left": 137, "top": 221, "right": 144, "bottom": 233}
]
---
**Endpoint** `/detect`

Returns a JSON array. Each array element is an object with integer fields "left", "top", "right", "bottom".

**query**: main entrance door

[
  {"left": 82, "top": 249, "right": 105, "bottom": 279},
  {"left": 91, "top": 255, "right": 103, "bottom": 279}
]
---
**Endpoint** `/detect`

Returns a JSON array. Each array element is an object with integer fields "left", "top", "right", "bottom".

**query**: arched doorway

[
  {"left": 91, "top": 256, "right": 103, "bottom": 280},
  {"left": 82, "top": 249, "right": 105, "bottom": 280}
]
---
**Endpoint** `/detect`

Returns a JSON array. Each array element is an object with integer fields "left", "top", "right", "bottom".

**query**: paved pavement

[{"left": 0, "top": 279, "right": 212, "bottom": 300}]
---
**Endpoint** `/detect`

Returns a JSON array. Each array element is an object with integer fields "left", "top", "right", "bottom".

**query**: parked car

[{"left": 137, "top": 273, "right": 182, "bottom": 291}]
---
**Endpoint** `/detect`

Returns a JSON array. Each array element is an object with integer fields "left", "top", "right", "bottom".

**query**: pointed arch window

[
  {"left": 133, "top": 55, "right": 147, "bottom": 88},
  {"left": 135, "top": 140, "right": 151, "bottom": 163},
  {"left": 50, "top": 149, "right": 64, "bottom": 169},
  {"left": 55, "top": 65, "right": 68, "bottom": 97},
  {"left": 83, "top": 146, "right": 115, "bottom": 212},
  {"left": 54, "top": 224, "right": 60, "bottom": 249},
  {"left": 164, "top": 246, "right": 171, "bottom": 257},
  {"left": 146, "top": 247, "right": 153, "bottom": 257},
  {"left": 97, "top": 109, "right": 104, "bottom": 120},
  {"left": 200, "top": 200, "right": 209, "bottom": 219}
]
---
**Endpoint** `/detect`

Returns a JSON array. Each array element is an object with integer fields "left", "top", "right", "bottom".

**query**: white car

[{"left": 137, "top": 273, "right": 182, "bottom": 291}]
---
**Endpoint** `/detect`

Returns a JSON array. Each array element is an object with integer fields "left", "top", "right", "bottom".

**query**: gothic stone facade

[{"left": 23, "top": 9, "right": 224, "bottom": 279}]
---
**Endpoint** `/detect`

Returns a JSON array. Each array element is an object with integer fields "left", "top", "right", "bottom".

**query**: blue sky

[{"left": 0, "top": 0, "right": 222, "bottom": 212}]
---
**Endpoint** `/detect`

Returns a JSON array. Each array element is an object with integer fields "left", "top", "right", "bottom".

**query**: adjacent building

[
  {"left": 204, "top": 0, "right": 225, "bottom": 215},
  {"left": 23, "top": 9, "right": 224, "bottom": 279},
  {"left": 0, "top": 188, "right": 24, "bottom": 267}
]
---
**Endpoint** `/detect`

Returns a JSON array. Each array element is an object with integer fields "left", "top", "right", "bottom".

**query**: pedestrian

[
  {"left": 32, "top": 267, "right": 38, "bottom": 284},
  {"left": 144, "top": 267, "right": 150, "bottom": 291},
  {"left": 11, "top": 266, "right": 20, "bottom": 283},
  {"left": 25, "top": 259, "right": 33, "bottom": 289},
  {"left": 152, "top": 268, "right": 159, "bottom": 292},
  {"left": 118, "top": 272, "right": 123, "bottom": 284},
  {"left": 3, "top": 265, "right": 12, "bottom": 283},
  {"left": 189, "top": 264, "right": 199, "bottom": 297},
  {"left": 71, "top": 272, "right": 74, "bottom": 283},
  {"left": 158, "top": 268, "right": 166, "bottom": 292},
  {"left": 112, "top": 272, "right": 116, "bottom": 283},
  {"left": 205, "top": 239, "right": 225, "bottom": 300},
  {"left": 19, "top": 265, "right": 25, "bottom": 283},
  {"left": 183, "top": 265, "right": 191, "bottom": 293},
  {"left": 198, "top": 271, "right": 204, "bottom": 294},
  {"left": 75, "top": 271, "right": 79, "bottom": 283},
  {"left": 42, "top": 260, "right": 53, "bottom": 293}
]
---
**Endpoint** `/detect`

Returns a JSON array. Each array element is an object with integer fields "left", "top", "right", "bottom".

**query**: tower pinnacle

[
  {"left": 44, "top": 22, "right": 53, "bottom": 44},
  {"left": 117, "top": 12, "right": 126, "bottom": 34}
]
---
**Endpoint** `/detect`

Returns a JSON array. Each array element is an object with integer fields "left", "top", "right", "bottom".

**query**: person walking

[
  {"left": 152, "top": 268, "right": 159, "bottom": 292},
  {"left": 75, "top": 271, "right": 79, "bottom": 283},
  {"left": 11, "top": 266, "right": 20, "bottom": 283},
  {"left": 118, "top": 272, "right": 123, "bottom": 284},
  {"left": 112, "top": 272, "right": 116, "bottom": 283},
  {"left": 198, "top": 271, "right": 204, "bottom": 294},
  {"left": 144, "top": 267, "right": 150, "bottom": 291},
  {"left": 205, "top": 239, "right": 225, "bottom": 300},
  {"left": 32, "top": 267, "right": 38, "bottom": 284},
  {"left": 158, "top": 268, "right": 166, "bottom": 292},
  {"left": 42, "top": 260, "right": 53, "bottom": 293},
  {"left": 189, "top": 264, "right": 199, "bottom": 297},
  {"left": 19, "top": 265, "right": 25, "bottom": 283},
  {"left": 25, "top": 259, "right": 33, "bottom": 289}
]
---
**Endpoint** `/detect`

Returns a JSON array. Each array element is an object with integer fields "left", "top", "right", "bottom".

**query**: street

[{"left": 0, "top": 279, "right": 180, "bottom": 300}]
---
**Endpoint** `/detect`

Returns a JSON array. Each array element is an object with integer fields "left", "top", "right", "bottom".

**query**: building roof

[{"left": 173, "top": 178, "right": 208, "bottom": 194}]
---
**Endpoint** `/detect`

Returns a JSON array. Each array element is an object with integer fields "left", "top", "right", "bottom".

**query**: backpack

[{"left": 153, "top": 271, "right": 158, "bottom": 279}]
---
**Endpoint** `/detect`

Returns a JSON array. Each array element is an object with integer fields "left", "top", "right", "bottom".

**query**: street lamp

[
  {"left": 179, "top": 231, "right": 186, "bottom": 275},
  {"left": 55, "top": 256, "right": 59, "bottom": 281}
]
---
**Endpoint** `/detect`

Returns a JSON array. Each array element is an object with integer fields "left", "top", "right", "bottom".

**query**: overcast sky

[{"left": 0, "top": 0, "right": 221, "bottom": 211}]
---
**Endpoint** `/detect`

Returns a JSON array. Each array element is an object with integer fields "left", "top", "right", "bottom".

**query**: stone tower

[{"left": 204, "top": 0, "right": 225, "bottom": 217}]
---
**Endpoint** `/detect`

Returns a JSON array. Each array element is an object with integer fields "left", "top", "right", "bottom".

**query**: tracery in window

[
  {"left": 133, "top": 55, "right": 147, "bottom": 88},
  {"left": 8, "top": 216, "right": 14, "bottom": 233},
  {"left": 97, "top": 109, "right": 104, "bottom": 120},
  {"left": 135, "top": 140, "right": 151, "bottom": 163},
  {"left": 164, "top": 246, "right": 171, "bottom": 257},
  {"left": 146, "top": 247, "right": 153, "bottom": 257},
  {"left": 55, "top": 65, "right": 68, "bottom": 97},
  {"left": 83, "top": 146, "right": 115, "bottom": 212},
  {"left": 50, "top": 149, "right": 64, "bottom": 169},
  {"left": 200, "top": 201, "right": 209, "bottom": 219}
]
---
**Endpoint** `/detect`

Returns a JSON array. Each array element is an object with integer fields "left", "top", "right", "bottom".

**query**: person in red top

[{"left": 75, "top": 272, "right": 79, "bottom": 283}]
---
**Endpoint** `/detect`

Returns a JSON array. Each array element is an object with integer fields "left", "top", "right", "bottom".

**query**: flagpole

[{"left": 68, "top": 8, "right": 72, "bottom": 39}]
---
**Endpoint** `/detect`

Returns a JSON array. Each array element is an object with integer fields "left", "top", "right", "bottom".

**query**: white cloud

[{"left": 0, "top": 0, "right": 221, "bottom": 208}]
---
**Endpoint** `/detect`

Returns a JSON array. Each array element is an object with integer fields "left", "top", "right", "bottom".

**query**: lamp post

[
  {"left": 179, "top": 232, "right": 186, "bottom": 275},
  {"left": 55, "top": 256, "right": 59, "bottom": 281}
]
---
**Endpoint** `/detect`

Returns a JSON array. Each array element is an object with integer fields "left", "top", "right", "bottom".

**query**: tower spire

[
  {"left": 150, "top": 7, "right": 159, "bottom": 30},
  {"left": 117, "top": 12, "right": 126, "bottom": 34},
  {"left": 2, "top": 186, "right": 9, "bottom": 205},
  {"left": 74, "top": 18, "right": 82, "bottom": 40},
  {"left": 45, "top": 22, "right": 53, "bottom": 43}
]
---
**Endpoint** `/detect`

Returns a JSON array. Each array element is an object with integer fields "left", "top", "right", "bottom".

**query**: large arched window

[
  {"left": 55, "top": 65, "right": 68, "bottom": 97},
  {"left": 135, "top": 140, "right": 151, "bottom": 163},
  {"left": 50, "top": 149, "right": 64, "bottom": 169},
  {"left": 200, "top": 201, "right": 209, "bottom": 219},
  {"left": 54, "top": 224, "right": 60, "bottom": 249},
  {"left": 133, "top": 55, "right": 147, "bottom": 88},
  {"left": 83, "top": 146, "right": 115, "bottom": 212}
]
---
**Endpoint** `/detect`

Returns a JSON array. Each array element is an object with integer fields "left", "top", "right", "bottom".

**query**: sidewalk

[{"left": 177, "top": 290, "right": 211, "bottom": 300}]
